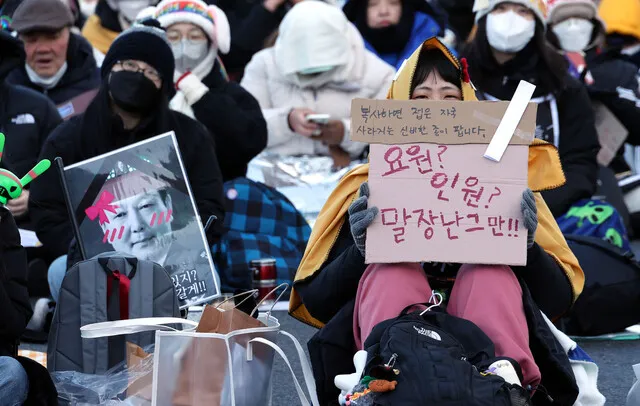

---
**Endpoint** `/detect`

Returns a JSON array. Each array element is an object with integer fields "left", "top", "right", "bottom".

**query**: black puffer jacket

[
  {"left": 468, "top": 51, "right": 600, "bottom": 217},
  {"left": 433, "top": 0, "right": 474, "bottom": 41},
  {"left": 0, "top": 210, "right": 63, "bottom": 404},
  {"left": 214, "top": 0, "right": 286, "bottom": 79},
  {"left": 0, "top": 208, "right": 32, "bottom": 357},
  {"left": 29, "top": 87, "right": 226, "bottom": 258},
  {"left": 0, "top": 31, "right": 62, "bottom": 178},
  {"left": 6, "top": 33, "right": 100, "bottom": 113},
  {"left": 191, "top": 61, "right": 267, "bottom": 181},
  {"left": 581, "top": 48, "right": 640, "bottom": 174}
]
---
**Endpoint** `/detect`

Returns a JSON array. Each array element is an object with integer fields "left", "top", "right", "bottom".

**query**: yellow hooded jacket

[
  {"left": 599, "top": 0, "right": 640, "bottom": 40},
  {"left": 289, "top": 38, "right": 585, "bottom": 329},
  {"left": 82, "top": 14, "right": 120, "bottom": 55}
]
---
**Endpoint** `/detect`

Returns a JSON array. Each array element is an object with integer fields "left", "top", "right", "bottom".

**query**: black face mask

[{"left": 108, "top": 70, "right": 160, "bottom": 114}]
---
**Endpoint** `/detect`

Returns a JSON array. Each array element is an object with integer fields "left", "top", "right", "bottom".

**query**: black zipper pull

[{"left": 527, "top": 384, "right": 554, "bottom": 402}]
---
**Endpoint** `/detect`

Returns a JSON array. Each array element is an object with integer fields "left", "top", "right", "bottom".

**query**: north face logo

[
  {"left": 413, "top": 326, "right": 442, "bottom": 341},
  {"left": 11, "top": 113, "right": 35, "bottom": 124}
]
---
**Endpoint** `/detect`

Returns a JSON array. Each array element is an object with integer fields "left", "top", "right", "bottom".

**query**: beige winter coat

[{"left": 240, "top": 2, "right": 396, "bottom": 158}]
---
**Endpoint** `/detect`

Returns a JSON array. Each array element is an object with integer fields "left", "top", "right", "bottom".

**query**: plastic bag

[
  {"left": 247, "top": 154, "right": 361, "bottom": 187},
  {"left": 52, "top": 344, "right": 155, "bottom": 405},
  {"left": 246, "top": 154, "right": 364, "bottom": 225},
  {"left": 627, "top": 363, "right": 640, "bottom": 406}
]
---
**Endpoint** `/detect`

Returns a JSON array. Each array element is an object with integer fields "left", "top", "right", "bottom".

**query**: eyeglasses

[
  {"left": 166, "top": 29, "right": 208, "bottom": 43},
  {"left": 116, "top": 60, "right": 162, "bottom": 82}
]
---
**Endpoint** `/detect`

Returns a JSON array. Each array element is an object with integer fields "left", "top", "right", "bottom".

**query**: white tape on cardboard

[{"left": 484, "top": 80, "right": 536, "bottom": 162}]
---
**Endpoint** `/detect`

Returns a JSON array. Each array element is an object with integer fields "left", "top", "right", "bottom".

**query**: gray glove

[
  {"left": 348, "top": 182, "right": 379, "bottom": 257},
  {"left": 521, "top": 188, "right": 538, "bottom": 249}
]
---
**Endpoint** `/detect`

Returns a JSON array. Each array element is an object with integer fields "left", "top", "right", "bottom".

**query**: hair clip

[{"left": 460, "top": 57, "right": 470, "bottom": 83}]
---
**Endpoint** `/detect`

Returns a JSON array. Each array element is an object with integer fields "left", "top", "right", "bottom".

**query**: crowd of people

[{"left": 0, "top": 0, "right": 639, "bottom": 403}]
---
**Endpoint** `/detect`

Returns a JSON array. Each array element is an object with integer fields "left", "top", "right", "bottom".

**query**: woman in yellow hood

[{"left": 290, "top": 37, "right": 583, "bottom": 392}]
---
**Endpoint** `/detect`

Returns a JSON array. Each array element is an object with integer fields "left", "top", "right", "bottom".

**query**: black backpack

[
  {"left": 362, "top": 307, "right": 531, "bottom": 406},
  {"left": 560, "top": 234, "right": 640, "bottom": 336}
]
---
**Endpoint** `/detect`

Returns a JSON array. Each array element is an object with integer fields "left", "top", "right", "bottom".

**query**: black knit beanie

[{"left": 101, "top": 18, "right": 175, "bottom": 93}]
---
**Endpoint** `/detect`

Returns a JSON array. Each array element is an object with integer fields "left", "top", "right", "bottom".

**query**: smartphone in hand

[{"left": 305, "top": 114, "right": 331, "bottom": 125}]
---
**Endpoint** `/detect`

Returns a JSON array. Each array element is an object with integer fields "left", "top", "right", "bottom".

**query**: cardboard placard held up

[
  {"left": 351, "top": 98, "right": 536, "bottom": 145},
  {"left": 354, "top": 99, "right": 537, "bottom": 266}
]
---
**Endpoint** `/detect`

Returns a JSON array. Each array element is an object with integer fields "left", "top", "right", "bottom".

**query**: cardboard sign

[
  {"left": 594, "top": 102, "right": 628, "bottom": 167},
  {"left": 352, "top": 99, "right": 537, "bottom": 266},
  {"left": 351, "top": 98, "right": 536, "bottom": 145}
]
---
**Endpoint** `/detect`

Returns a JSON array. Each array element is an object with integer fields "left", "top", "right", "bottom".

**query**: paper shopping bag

[
  {"left": 126, "top": 342, "right": 153, "bottom": 401},
  {"left": 171, "top": 305, "right": 265, "bottom": 406}
]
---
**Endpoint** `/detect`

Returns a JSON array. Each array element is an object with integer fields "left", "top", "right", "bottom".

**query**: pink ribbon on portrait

[{"left": 85, "top": 190, "right": 120, "bottom": 225}]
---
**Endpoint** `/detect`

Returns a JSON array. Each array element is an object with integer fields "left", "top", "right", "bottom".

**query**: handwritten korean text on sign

[
  {"left": 351, "top": 98, "right": 536, "bottom": 145},
  {"left": 351, "top": 99, "right": 537, "bottom": 266}
]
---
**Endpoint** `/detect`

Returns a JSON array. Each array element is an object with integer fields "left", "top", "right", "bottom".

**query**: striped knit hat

[{"left": 138, "top": 0, "right": 230, "bottom": 54}]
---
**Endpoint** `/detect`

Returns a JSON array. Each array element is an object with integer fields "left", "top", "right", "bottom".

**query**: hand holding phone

[
  {"left": 288, "top": 108, "right": 320, "bottom": 137},
  {"left": 305, "top": 114, "right": 331, "bottom": 125}
]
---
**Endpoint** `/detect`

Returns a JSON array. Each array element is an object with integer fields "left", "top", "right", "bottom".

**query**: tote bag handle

[
  {"left": 247, "top": 331, "right": 319, "bottom": 406},
  {"left": 81, "top": 317, "right": 199, "bottom": 338}
]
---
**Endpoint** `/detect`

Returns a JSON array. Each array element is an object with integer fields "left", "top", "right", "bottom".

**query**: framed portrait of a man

[{"left": 60, "top": 132, "right": 221, "bottom": 308}]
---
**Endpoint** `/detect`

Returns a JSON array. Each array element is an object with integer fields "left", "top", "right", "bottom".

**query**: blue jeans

[
  {"left": 0, "top": 357, "right": 29, "bottom": 405},
  {"left": 48, "top": 255, "right": 67, "bottom": 303}
]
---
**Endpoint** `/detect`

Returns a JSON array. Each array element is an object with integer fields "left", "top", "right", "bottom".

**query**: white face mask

[
  {"left": 25, "top": 62, "right": 68, "bottom": 89},
  {"left": 486, "top": 11, "right": 536, "bottom": 53},
  {"left": 552, "top": 18, "right": 594, "bottom": 52},
  {"left": 117, "top": 0, "right": 150, "bottom": 23},
  {"left": 171, "top": 39, "right": 209, "bottom": 73},
  {"left": 79, "top": 0, "right": 97, "bottom": 17}
]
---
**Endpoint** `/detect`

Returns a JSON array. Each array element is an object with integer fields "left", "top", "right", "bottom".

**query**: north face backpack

[
  {"left": 47, "top": 252, "right": 180, "bottom": 373},
  {"left": 361, "top": 307, "right": 531, "bottom": 406},
  {"left": 560, "top": 234, "right": 640, "bottom": 336}
]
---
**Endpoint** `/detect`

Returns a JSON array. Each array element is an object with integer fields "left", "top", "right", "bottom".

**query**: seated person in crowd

[
  {"left": 28, "top": 19, "right": 226, "bottom": 302},
  {"left": 598, "top": 0, "right": 640, "bottom": 69},
  {"left": 213, "top": 0, "right": 303, "bottom": 81},
  {"left": 77, "top": 0, "right": 99, "bottom": 20},
  {"left": 0, "top": 207, "right": 33, "bottom": 405},
  {"left": 0, "top": 30, "right": 62, "bottom": 230},
  {"left": 141, "top": 0, "right": 267, "bottom": 181},
  {"left": 81, "top": 0, "right": 160, "bottom": 60},
  {"left": 547, "top": 0, "right": 640, "bottom": 176},
  {"left": 289, "top": 37, "right": 584, "bottom": 404},
  {"left": 240, "top": 1, "right": 396, "bottom": 169},
  {"left": 342, "top": 0, "right": 453, "bottom": 70},
  {"left": 463, "top": 0, "right": 600, "bottom": 218},
  {"left": 8, "top": 0, "right": 100, "bottom": 120}
]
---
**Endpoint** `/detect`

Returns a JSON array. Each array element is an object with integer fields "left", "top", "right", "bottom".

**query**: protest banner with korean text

[{"left": 351, "top": 98, "right": 537, "bottom": 266}]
